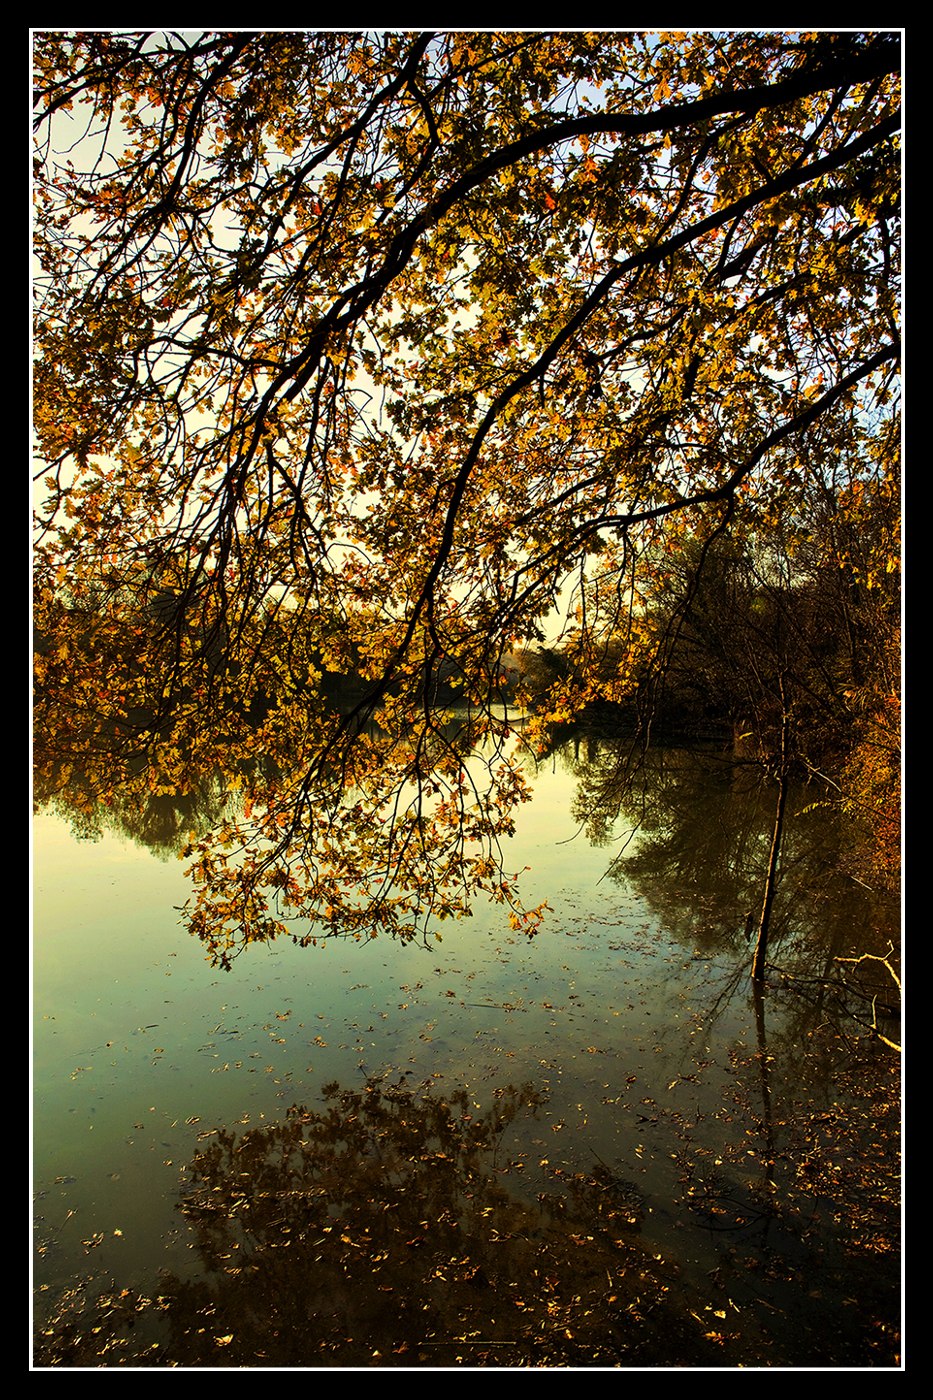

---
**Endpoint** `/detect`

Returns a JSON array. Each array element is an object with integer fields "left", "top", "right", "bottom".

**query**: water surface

[{"left": 33, "top": 734, "right": 900, "bottom": 1367}]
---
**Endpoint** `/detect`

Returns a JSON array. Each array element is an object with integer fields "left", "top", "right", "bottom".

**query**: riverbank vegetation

[{"left": 517, "top": 440, "right": 900, "bottom": 899}]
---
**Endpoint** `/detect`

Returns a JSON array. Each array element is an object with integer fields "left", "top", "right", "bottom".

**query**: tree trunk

[{"left": 752, "top": 674, "right": 790, "bottom": 982}]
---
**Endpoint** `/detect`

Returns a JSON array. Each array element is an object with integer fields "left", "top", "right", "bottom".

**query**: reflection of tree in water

[
  {"left": 565, "top": 736, "right": 896, "bottom": 965},
  {"left": 548, "top": 729, "right": 900, "bottom": 1071},
  {"left": 36, "top": 1079, "right": 712, "bottom": 1369},
  {"left": 34, "top": 756, "right": 235, "bottom": 858},
  {"left": 558, "top": 731, "right": 900, "bottom": 1310},
  {"left": 35, "top": 706, "right": 485, "bottom": 863}
]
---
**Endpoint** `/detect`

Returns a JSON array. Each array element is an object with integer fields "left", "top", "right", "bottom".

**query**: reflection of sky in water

[{"left": 33, "top": 744, "right": 897, "bottom": 1335}]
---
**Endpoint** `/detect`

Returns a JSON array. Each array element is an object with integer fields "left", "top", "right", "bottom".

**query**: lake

[{"left": 32, "top": 723, "right": 901, "bottom": 1368}]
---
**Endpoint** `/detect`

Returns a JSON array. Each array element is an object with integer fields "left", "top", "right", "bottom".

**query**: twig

[
  {"left": 418, "top": 1339, "right": 518, "bottom": 1346},
  {"left": 835, "top": 941, "right": 901, "bottom": 993}
]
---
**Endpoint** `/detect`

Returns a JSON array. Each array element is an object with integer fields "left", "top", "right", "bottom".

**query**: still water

[{"left": 33, "top": 730, "right": 901, "bottom": 1368}]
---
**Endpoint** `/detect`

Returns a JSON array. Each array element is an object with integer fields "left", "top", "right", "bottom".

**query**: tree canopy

[{"left": 32, "top": 30, "right": 901, "bottom": 965}]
